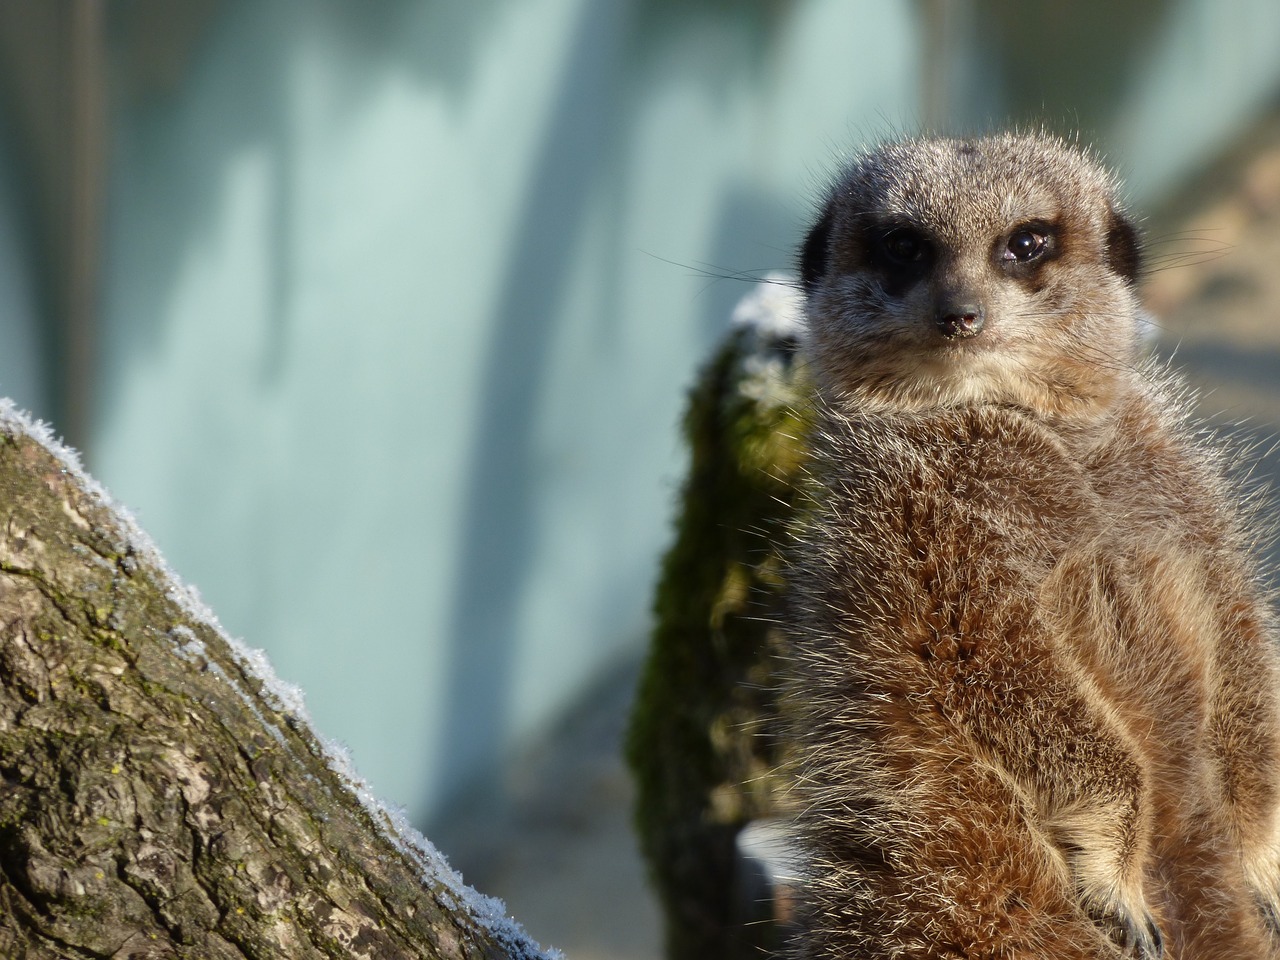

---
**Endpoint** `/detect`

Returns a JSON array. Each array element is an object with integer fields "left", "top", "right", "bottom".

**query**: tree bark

[
  {"left": 0, "top": 404, "right": 554, "bottom": 960},
  {"left": 626, "top": 297, "right": 811, "bottom": 960}
]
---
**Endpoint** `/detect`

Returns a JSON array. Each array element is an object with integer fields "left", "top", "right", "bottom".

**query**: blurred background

[{"left": 1, "top": 1, "right": 1280, "bottom": 957}]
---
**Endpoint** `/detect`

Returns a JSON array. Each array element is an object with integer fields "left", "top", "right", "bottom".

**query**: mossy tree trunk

[
  {"left": 626, "top": 311, "right": 811, "bottom": 960},
  {"left": 0, "top": 410, "right": 551, "bottom": 960}
]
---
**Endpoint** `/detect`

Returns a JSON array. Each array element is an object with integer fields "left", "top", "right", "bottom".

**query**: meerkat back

[{"left": 785, "top": 132, "right": 1280, "bottom": 960}]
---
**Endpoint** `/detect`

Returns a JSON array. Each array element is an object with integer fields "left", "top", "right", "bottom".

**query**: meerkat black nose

[{"left": 935, "top": 305, "right": 985, "bottom": 340}]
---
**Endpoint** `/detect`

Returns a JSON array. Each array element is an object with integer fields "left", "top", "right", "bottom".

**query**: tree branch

[{"left": 0, "top": 402, "right": 555, "bottom": 960}]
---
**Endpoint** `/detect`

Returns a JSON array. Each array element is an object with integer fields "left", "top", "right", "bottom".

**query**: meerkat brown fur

[{"left": 786, "top": 132, "right": 1280, "bottom": 959}]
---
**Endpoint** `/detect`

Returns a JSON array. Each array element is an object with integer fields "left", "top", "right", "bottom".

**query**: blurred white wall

[
  {"left": 91, "top": 0, "right": 924, "bottom": 826},
  {"left": 0, "top": 0, "right": 1271, "bottom": 828},
  {"left": 0, "top": 129, "right": 44, "bottom": 416}
]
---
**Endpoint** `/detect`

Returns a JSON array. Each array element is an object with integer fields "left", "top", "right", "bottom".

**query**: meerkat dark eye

[
  {"left": 1003, "top": 227, "right": 1050, "bottom": 263},
  {"left": 878, "top": 228, "right": 929, "bottom": 266}
]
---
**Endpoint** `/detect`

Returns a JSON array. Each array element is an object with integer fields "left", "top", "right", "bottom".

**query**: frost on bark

[{"left": 0, "top": 405, "right": 554, "bottom": 960}]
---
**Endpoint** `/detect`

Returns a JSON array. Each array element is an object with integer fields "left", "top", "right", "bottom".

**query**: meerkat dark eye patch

[
  {"left": 866, "top": 225, "right": 933, "bottom": 295},
  {"left": 875, "top": 226, "right": 930, "bottom": 267},
  {"left": 799, "top": 209, "right": 933, "bottom": 295}
]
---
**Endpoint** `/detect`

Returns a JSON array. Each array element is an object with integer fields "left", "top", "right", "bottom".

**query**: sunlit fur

[{"left": 786, "top": 132, "right": 1280, "bottom": 959}]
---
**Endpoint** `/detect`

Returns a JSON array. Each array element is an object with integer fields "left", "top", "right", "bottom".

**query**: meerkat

[{"left": 784, "top": 131, "right": 1280, "bottom": 960}]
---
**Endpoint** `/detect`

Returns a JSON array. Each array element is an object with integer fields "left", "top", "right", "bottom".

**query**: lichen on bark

[{"left": 0, "top": 410, "right": 552, "bottom": 960}]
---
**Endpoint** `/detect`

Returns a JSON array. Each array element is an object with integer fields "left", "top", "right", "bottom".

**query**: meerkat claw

[{"left": 1087, "top": 900, "right": 1162, "bottom": 959}]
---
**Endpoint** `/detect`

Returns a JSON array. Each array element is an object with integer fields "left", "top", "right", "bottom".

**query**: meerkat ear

[
  {"left": 799, "top": 207, "right": 834, "bottom": 292},
  {"left": 1105, "top": 206, "right": 1143, "bottom": 285}
]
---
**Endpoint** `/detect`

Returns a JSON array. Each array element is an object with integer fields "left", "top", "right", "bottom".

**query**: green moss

[{"left": 626, "top": 326, "right": 812, "bottom": 960}]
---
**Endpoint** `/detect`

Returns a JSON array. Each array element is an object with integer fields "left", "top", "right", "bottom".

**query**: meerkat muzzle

[{"left": 935, "top": 304, "right": 985, "bottom": 339}]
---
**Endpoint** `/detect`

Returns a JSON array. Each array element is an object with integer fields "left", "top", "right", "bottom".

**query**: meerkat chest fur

[{"left": 787, "top": 132, "right": 1280, "bottom": 960}]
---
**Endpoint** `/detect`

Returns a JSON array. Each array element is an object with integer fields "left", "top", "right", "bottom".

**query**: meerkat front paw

[
  {"left": 1244, "top": 860, "right": 1280, "bottom": 937},
  {"left": 1241, "top": 825, "right": 1280, "bottom": 937},
  {"left": 1255, "top": 893, "right": 1280, "bottom": 938},
  {"left": 1073, "top": 860, "right": 1162, "bottom": 959},
  {"left": 1087, "top": 898, "right": 1163, "bottom": 959},
  {"left": 1056, "top": 810, "right": 1162, "bottom": 957}
]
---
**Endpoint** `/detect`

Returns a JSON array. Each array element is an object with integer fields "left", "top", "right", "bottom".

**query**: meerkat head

[{"left": 798, "top": 132, "right": 1143, "bottom": 417}]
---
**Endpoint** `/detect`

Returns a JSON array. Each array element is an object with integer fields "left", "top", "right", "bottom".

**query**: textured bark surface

[{"left": 0, "top": 408, "right": 552, "bottom": 960}]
